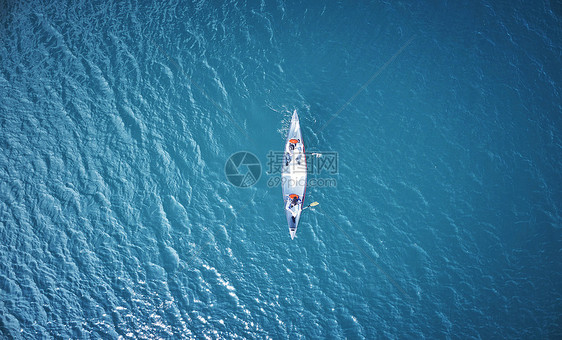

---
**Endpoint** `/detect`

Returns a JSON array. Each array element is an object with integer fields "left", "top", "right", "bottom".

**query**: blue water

[{"left": 1, "top": 0, "right": 561, "bottom": 338}]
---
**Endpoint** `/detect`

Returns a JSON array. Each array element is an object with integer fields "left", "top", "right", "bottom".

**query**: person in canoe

[
  {"left": 285, "top": 194, "right": 301, "bottom": 223},
  {"left": 287, "top": 139, "right": 301, "bottom": 166},
  {"left": 288, "top": 138, "right": 299, "bottom": 151},
  {"left": 285, "top": 194, "right": 300, "bottom": 209}
]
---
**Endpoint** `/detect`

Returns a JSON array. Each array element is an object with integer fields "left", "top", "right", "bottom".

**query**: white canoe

[{"left": 282, "top": 110, "right": 307, "bottom": 239}]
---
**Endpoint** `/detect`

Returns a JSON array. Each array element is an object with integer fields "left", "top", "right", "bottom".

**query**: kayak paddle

[{"left": 303, "top": 202, "right": 319, "bottom": 210}]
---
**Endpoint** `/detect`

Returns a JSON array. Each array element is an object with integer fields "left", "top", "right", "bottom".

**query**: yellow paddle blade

[{"left": 309, "top": 202, "right": 319, "bottom": 207}]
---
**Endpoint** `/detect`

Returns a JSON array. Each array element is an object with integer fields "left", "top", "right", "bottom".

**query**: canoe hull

[{"left": 282, "top": 111, "right": 307, "bottom": 239}]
